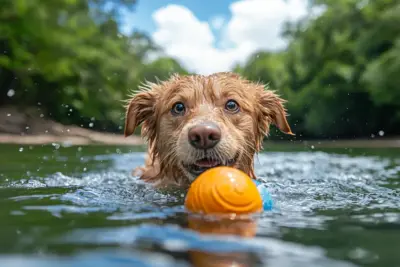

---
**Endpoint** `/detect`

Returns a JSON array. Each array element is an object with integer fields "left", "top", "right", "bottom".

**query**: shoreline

[
  {"left": 0, "top": 106, "right": 143, "bottom": 146},
  {"left": 265, "top": 138, "right": 400, "bottom": 149},
  {"left": 0, "top": 132, "right": 399, "bottom": 148},
  {"left": 0, "top": 133, "right": 143, "bottom": 146},
  {"left": 0, "top": 106, "right": 399, "bottom": 148}
]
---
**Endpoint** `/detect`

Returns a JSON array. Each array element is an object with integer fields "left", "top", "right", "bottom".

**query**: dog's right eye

[
  {"left": 171, "top": 102, "right": 186, "bottom": 116},
  {"left": 225, "top": 99, "right": 240, "bottom": 114}
]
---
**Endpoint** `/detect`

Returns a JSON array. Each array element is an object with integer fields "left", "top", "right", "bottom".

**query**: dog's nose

[{"left": 188, "top": 122, "right": 221, "bottom": 149}]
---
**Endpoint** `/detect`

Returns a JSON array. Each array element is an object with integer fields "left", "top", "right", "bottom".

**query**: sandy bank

[
  {"left": 0, "top": 106, "right": 399, "bottom": 148},
  {"left": 0, "top": 106, "right": 143, "bottom": 146}
]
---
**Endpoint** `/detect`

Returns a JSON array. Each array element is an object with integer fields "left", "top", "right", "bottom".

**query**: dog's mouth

[{"left": 183, "top": 153, "right": 240, "bottom": 176}]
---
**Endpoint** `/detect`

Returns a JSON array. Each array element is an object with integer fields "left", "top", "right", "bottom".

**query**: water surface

[{"left": 0, "top": 143, "right": 399, "bottom": 267}]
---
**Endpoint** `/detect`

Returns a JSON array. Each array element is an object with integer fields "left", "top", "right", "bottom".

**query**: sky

[{"left": 120, "top": 0, "right": 313, "bottom": 75}]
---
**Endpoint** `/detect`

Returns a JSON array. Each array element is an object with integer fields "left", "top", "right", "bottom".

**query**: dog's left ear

[
  {"left": 258, "top": 89, "right": 294, "bottom": 136},
  {"left": 124, "top": 90, "right": 156, "bottom": 138}
]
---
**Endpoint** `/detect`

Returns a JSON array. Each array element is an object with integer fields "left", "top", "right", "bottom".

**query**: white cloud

[
  {"left": 151, "top": 0, "right": 310, "bottom": 75},
  {"left": 210, "top": 15, "right": 226, "bottom": 30}
]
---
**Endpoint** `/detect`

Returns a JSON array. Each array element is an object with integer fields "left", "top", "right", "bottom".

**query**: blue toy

[{"left": 253, "top": 179, "right": 273, "bottom": 211}]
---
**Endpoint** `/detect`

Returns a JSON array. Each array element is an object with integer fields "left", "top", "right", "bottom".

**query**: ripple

[
  {"left": 2, "top": 150, "right": 400, "bottom": 267},
  {"left": 254, "top": 152, "right": 400, "bottom": 213},
  {"left": 59, "top": 224, "right": 356, "bottom": 267},
  {"left": 4, "top": 151, "right": 400, "bottom": 222},
  {"left": 0, "top": 250, "right": 189, "bottom": 267},
  {"left": 4, "top": 170, "right": 182, "bottom": 211}
]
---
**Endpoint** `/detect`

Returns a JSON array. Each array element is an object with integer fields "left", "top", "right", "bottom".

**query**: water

[{"left": 0, "top": 143, "right": 399, "bottom": 267}]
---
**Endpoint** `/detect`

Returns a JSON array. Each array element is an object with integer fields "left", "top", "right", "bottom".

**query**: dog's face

[{"left": 124, "top": 72, "right": 293, "bottom": 185}]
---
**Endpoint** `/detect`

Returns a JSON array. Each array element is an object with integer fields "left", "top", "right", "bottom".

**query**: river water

[{"left": 0, "top": 144, "right": 399, "bottom": 267}]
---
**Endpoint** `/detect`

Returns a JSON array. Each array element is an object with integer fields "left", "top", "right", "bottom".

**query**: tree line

[{"left": 1, "top": 0, "right": 399, "bottom": 139}]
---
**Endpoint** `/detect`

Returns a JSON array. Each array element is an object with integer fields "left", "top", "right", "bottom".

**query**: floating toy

[
  {"left": 253, "top": 179, "right": 273, "bottom": 211},
  {"left": 184, "top": 166, "right": 273, "bottom": 215}
]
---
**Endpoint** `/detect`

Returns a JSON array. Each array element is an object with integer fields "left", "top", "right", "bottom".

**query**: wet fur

[{"left": 124, "top": 72, "right": 293, "bottom": 189}]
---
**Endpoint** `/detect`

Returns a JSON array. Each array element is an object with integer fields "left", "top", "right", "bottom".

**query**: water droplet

[
  {"left": 62, "top": 141, "right": 72, "bottom": 147},
  {"left": 7, "top": 89, "right": 15, "bottom": 97},
  {"left": 52, "top": 143, "right": 60, "bottom": 149}
]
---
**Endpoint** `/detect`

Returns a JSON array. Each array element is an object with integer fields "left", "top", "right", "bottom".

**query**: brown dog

[{"left": 124, "top": 72, "right": 293, "bottom": 189}]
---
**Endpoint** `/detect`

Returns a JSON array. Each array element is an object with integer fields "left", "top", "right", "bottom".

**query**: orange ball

[{"left": 184, "top": 166, "right": 263, "bottom": 215}]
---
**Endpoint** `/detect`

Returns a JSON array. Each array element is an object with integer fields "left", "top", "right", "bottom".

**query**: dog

[{"left": 124, "top": 72, "right": 294, "bottom": 189}]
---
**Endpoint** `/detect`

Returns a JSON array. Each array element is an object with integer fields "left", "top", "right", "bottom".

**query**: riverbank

[
  {"left": 0, "top": 106, "right": 143, "bottom": 146},
  {"left": 0, "top": 132, "right": 143, "bottom": 146},
  {"left": 1, "top": 130, "right": 399, "bottom": 148},
  {"left": 0, "top": 106, "right": 399, "bottom": 148}
]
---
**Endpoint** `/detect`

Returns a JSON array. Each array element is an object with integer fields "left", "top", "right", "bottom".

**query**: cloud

[
  {"left": 151, "top": 0, "right": 309, "bottom": 74},
  {"left": 210, "top": 15, "right": 226, "bottom": 30},
  {"left": 227, "top": 0, "right": 309, "bottom": 51}
]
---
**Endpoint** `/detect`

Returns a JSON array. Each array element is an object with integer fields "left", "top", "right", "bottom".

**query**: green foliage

[
  {"left": 0, "top": 0, "right": 186, "bottom": 131},
  {"left": 0, "top": 0, "right": 399, "bottom": 139},
  {"left": 237, "top": 0, "right": 400, "bottom": 139},
  {"left": 138, "top": 57, "right": 190, "bottom": 83}
]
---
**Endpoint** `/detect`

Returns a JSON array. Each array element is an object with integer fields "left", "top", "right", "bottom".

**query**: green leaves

[
  {"left": 362, "top": 39, "right": 400, "bottom": 106},
  {"left": 236, "top": 0, "right": 400, "bottom": 138},
  {"left": 0, "top": 0, "right": 187, "bottom": 131},
  {"left": 1, "top": 0, "right": 398, "bottom": 138}
]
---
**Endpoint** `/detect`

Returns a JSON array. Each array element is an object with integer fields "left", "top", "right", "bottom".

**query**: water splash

[{"left": 2, "top": 149, "right": 400, "bottom": 267}]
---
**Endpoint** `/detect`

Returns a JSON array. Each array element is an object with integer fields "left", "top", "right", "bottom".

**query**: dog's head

[{"left": 124, "top": 72, "right": 293, "bottom": 185}]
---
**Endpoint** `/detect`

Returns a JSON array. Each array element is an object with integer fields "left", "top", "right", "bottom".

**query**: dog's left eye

[
  {"left": 171, "top": 102, "right": 186, "bottom": 116},
  {"left": 225, "top": 100, "right": 240, "bottom": 113}
]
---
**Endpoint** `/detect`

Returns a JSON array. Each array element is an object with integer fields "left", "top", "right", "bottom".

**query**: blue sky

[
  {"left": 121, "top": 0, "right": 235, "bottom": 36},
  {"left": 120, "top": 0, "right": 312, "bottom": 74}
]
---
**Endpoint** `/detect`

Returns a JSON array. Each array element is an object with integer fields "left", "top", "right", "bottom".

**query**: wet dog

[{"left": 124, "top": 72, "right": 293, "bottom": 188}]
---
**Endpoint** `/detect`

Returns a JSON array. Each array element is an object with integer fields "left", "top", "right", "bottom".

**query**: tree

[
  {"left": 237, "top": 0, "right": 400, "bottom": 139},
  {"left": 0, "top": 0, "right": 188, "bottom": 132}
]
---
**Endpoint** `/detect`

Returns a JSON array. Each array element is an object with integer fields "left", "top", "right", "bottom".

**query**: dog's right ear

[{"left": 124, "top": 90, "right": 156, "bottom": 137}]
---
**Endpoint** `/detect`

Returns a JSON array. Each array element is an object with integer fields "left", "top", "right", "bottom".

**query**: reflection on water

[
  {"left": 0, "top": 144, "right": 399, "bottom": 267},
  {"left": 187, "top": 216, "right": 259, "bottom": 267}
]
